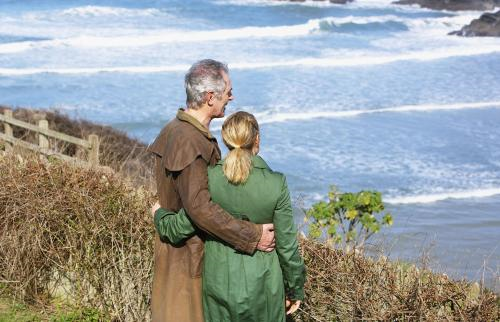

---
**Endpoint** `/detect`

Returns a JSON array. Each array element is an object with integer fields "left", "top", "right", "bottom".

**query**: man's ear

[{"left": 206, "top": 92, "right": 214, "bottom": 106}]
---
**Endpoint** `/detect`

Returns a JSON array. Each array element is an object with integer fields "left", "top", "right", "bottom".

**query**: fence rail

[{"left": 0, "top": 108, "right": 100, "bottom": 166}]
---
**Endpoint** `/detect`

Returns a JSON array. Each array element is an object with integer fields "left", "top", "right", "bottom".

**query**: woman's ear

[{"left": 253, "top": 134, "right": 260, "bottom": 155}]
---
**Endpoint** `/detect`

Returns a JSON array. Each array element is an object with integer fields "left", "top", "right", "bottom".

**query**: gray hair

[{"left": 185, "top": 59, "right": 229, "bottom": 110}]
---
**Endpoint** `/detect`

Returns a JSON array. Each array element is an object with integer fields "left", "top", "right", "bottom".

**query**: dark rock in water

[
  {"left": 276, "top": 0, "right": 353, "bottom": 3},
  {"left": 450, "top": 10, "right": 500, "bottom": 37},
  {"left": 393, "top": 0, "right": 500, "bottom": 11}
]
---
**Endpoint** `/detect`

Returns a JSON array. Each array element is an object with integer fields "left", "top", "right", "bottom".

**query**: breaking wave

[
  {"left": 32, "top": 6, "right": 163, "bottom": 18},
  {"left": 0, "top": 21, "right": 318, "bottom": 53},
  {"left": 252, "top": 101, "right": 500, "bottom": 124},
  {"left": 208, "top": 101, "right": 500, "bottom": 131},
  {"left": 1, "top": 44, "right": 499, "bottom": 75},
  {"left": 214, "top": 0, "right": 395, "bottom": 8},
  {"left": 0, "top": 15, "right": 471, "bottom": 54},
  {"left": 385, "top": 188, "right": 500, "bottom": 204}
]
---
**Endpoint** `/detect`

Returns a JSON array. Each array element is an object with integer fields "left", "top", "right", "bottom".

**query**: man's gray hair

[{"left": 185, "top": 59, "right": 229, "bottom": 110}]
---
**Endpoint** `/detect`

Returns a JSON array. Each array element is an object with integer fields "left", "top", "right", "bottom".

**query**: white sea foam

[
  {"left": 214, "top": 0, "right": 395, "bottom": 8},
  {"left": 57, "top": 6, "right": 163, "bottom": 17},
  {"left": 0, "top": 14, "right": 469, "bottom": 54},
  {"left": 19, "top": 6, "right": 164, "bottom": 20},
  {"left": 1, "top": 42, "right": 499, "bottom": 75},
  {"left": 0, "top": 41, "right": 36, "bottom": 54},
  {"left": 0, "top": 16, "right": 402, "bottom": 53},
  {"left": 385, "top": 188, "right": 500, "bottom": 204},
  {"left": 212, "top": 0, "right": 314, "bottom": 7},
  {"left": 238, "top": 0, "right": 497, "bottom": 11},
  {"left": 0, "top": 65, "right": 191, "bottom": 76},
  {"left": 228, "top": 45, "right": 500, "bottom": 69},
  {"left": 0, "top": 21, "right": 318, "bottom": 53},
  {"left": 209, "top": 101, "right": 500, "bottom": 131},
  {"left": 253, "top": 101, "right": 500, "bottom": 124},
  {"left": 320, "top": 15, "right": 406, "bottom": 26},
  {"left": 353, "top": 0, "right": 394, "bottom": 6}
]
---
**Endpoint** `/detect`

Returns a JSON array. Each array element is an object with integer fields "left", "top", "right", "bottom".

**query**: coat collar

[
  {"left": 251, "top": 155, "right": 270, "bottom": 169},
  {"left": 216, "top": 155, "right": 270, "bottom": 170},
  {"left": 176, "top": 108, "right": 214, "bottom": 139}
]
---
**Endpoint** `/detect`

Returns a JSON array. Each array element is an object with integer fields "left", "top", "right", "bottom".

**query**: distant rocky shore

[
  {"left": 392, "top": 1, "right": 500, "bottom": 37},
  {"left": 276, "top": 0, "right": 353, "bottom": 3},
  {"left": 278, "top": 0, "right": 499, "bottom": 9},
  {"left": 277, "top": 0, "right": 500, "bottom": 37},
  {"left": 450, "top": 10, "right": 500, "bottom": 36},
  {"left": 393, "top": 0, "right": 500, "bottom": 11}
]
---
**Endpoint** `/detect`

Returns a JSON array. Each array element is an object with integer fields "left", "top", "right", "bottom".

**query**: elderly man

[{"left": 148, "top": 59, "right": 275, "bottom": 322}]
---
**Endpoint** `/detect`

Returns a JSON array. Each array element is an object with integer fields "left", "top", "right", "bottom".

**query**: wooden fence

[{"left": 0, "top": 108, "right": 100, "bottom": 166}]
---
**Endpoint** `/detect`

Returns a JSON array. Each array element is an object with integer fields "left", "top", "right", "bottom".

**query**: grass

[
  {"left": 0, "top": 295, "right": 106, "bottom": 322},
  {"left": 0, "top": 297, "right": 40, "bottom": 322}
]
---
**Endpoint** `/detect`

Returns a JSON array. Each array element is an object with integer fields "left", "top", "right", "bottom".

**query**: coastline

[
  {"left": 1, "top": 1, "right": 500, "bottom": 319},
  {"left": 274, "top": 0, "right": 500, "bottom": 37}
]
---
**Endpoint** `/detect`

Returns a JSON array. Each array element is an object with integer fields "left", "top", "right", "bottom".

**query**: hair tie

[{"left": 233, "top": 145, "right": 241, "bottom": 149}]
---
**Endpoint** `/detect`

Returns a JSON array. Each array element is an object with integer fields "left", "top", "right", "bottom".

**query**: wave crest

[
  {"left": 1, "top": 43, "right": 500, "bottom": 75},
  {"left": 0, "top": 15, "right": 464, "bottom": 54},
  {"left": 385, "top": 188, "right": 500, "bottom": 204},
  {"left": 56, "top": 6, "right": 163, "bottom": 18},
  {"left": 250, "top": 101, "right": 500, "bottom": 124}
]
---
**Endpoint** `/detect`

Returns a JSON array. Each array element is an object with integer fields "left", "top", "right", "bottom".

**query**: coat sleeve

[
  {"left": 273, "top": 175, "right": 306, "bottom": 301},
  {"left": 154, "top": 208, "right": 196, "bottom": 245},
  {"left": 175, "top": 157, "right": 262, "bottom": 254}
]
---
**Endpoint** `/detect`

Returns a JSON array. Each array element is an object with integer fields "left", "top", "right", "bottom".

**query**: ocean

[{"left": 0, "top": 0, "right": 499, "bottom": 288}]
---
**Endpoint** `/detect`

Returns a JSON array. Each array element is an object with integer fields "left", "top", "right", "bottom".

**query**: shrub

[
  {"left": 0, "top": 152, "right": 155, "bottom": 321},
  {"left": 295, "top": 238, "right": 499, "bottom": 321},
  {"left": 306, "top": 186, "right": 393, "bottom": 252}
]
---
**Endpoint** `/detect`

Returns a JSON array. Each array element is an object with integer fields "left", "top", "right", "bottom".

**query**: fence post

[
  {"left": 3, "top": 109, "right": 13, "bottom": 151},
  {"left": 38, "top": 119, "right": 49, "bottom": 151},
  {"left": 88, "top": 134, "right": 100, "bottom": 166}
]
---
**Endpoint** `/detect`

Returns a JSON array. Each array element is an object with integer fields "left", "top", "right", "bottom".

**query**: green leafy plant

[{"left": 306, "top": 185, "right": 393, "bottom": 252}]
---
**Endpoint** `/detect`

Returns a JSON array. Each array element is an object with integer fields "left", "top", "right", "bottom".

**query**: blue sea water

[{"left": 0, "top": 0, "right": 499, "bottom": 288}]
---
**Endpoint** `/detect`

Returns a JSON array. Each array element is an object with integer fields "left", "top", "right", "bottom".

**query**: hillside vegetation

[{"left": 0, "top": 108, "right": 498, "bottom": 321}]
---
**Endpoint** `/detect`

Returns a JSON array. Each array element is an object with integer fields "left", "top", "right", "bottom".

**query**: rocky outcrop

[
  {"left": 393, "top": 1, "right": 500, "bottom": 37},
  {"left": 393, "top": 0, "right": 500, "bottom": 11},
  {"left": 449, "top": 10, "right": 500, "bottom": 36}
]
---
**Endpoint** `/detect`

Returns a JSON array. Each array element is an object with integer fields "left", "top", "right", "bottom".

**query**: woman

[{"left": 153, "top": 111, "right": 305, "bottom": 322}]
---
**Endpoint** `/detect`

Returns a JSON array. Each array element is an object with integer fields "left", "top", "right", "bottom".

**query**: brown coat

[{"left": 148, "top": 109, "right": 262, "bottom": 322}]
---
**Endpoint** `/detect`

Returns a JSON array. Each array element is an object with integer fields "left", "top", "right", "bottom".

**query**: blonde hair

[{"left": 222, "top": 111, "right": 259, "bottom": 184}]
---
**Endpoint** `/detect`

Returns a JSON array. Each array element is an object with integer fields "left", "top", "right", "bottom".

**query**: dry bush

[
  {"left": 294, "top": 239, "right": 499, "bottom": 322},
  {"left": 1, "top": 152, "right": 498, "bottom": 321},
  {"left": 0, "top": 152, "right": 155, "bottom": 321}
]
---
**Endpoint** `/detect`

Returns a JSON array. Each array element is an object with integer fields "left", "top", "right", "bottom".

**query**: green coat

[{"left": 154, "top": 155, "right": 305, "bottom": 322}]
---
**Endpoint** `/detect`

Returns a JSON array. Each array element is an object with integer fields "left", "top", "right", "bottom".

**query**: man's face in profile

[{"left": 210, "top": 72, "right": 234, "bottom": 119}]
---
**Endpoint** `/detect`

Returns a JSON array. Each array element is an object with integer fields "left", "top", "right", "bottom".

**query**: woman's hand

[
  {"left": 151, "top": 201, "right": 161, "bottom": 217},
  {"left": 285, "top": 298, "right": 301, "bottom": 315}
]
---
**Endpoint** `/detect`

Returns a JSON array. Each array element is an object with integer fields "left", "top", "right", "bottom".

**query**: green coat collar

[
  {"left": 176, "top": 108, "right": 214, "bottom": 139},
  {"left": 216, "top": 155, "right": 270, "bottom": 170}
]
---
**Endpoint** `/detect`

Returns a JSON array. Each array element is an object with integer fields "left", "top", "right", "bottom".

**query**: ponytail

[
  {"left": 223, "top": 147, "right": 252, "bottom": 185},
  {"left": 221, "top": 112, "right": 259, "bottom": 185}
]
